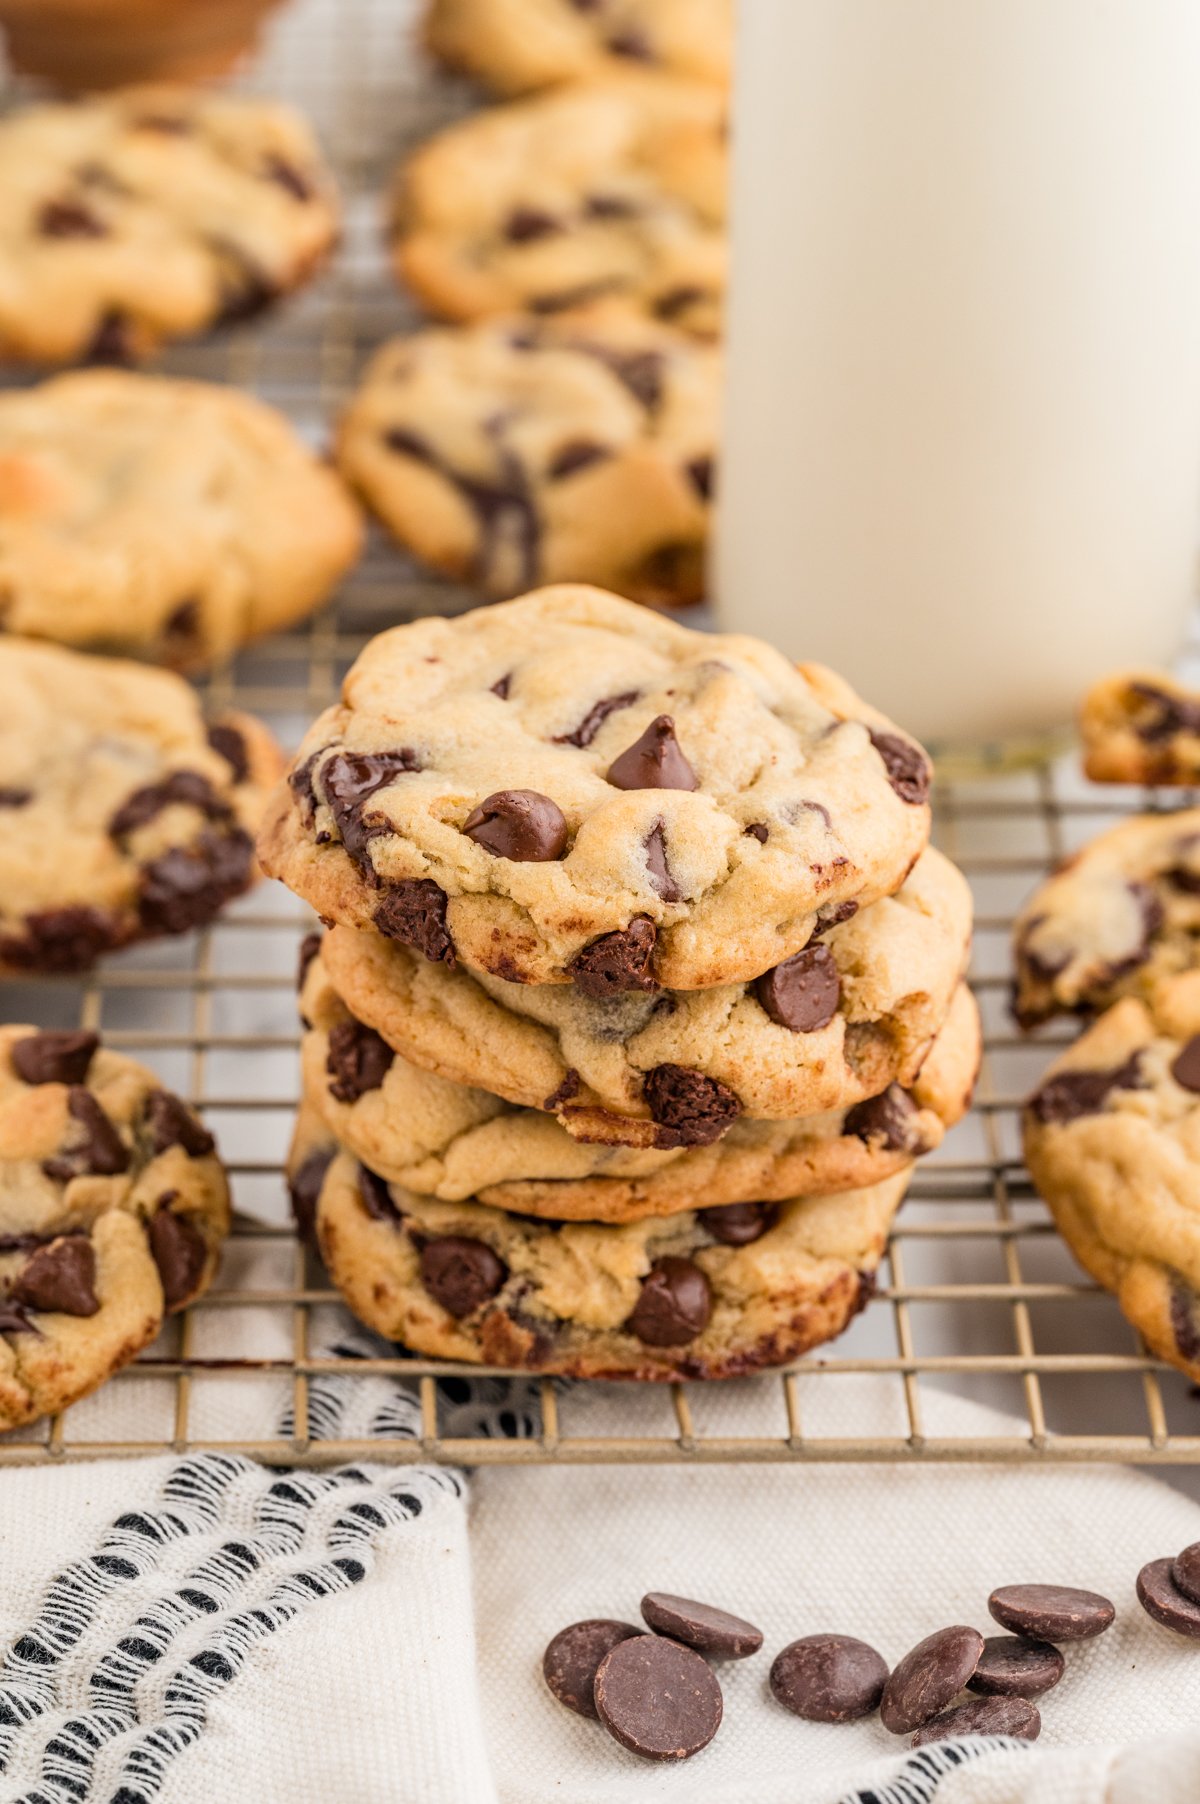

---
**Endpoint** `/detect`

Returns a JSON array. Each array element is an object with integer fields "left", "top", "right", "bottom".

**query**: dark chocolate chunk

[
  {"left": 143, "top": 1090, "right": 215, "bottom": 1158},
  {"left": 643, "top": 1065, "right": 742, "bottom": 1146},
  {"left": 147, "top": 1203, "right": 208, "bottom": 1308},
  {"left": 640, "top": 1593, "right": 763, "bottom": 1659},
  {"left": 297, "top": 930, "right": 322, "bottom": 993},
  {"left": 644, "top": 820, "right": 681, "bottom": 902},
  {"left": 911, "top": 1696, "right": 1040, "bottom": 1749},
  {"left": 988, "top": 1584, "right": 1114, "bottom": 1643},
  {"left": 879, "top": 1626, "right": 984, "bottom": 1734},
  {"left": 420, "top": 1237, "right": 508, "bottom": 1318},
  {"left": 593, "top": 1634, "right": 722, "bottom": 1762},
  {"left": 505, "top": 207, "right": 564, "bottom": 242},
  {"left": 262, "top": 152, "right": 314, "bottom": 201},
  {"left": 869, "top": 730, "right": 931, "bottom": 805},
  {"left": 1028, "top": 1054, "right": 1144, "bottom": 1125},
  {"left": 319, "top": 748, "right": 421, "bottom": 871},
  {"left": 756, "top": 944, "right": 841, "bottom": 1034},
  {"left": 743, "top": 823, "right": 769, "bottom": 844},
  {"left": 289, "top": 1147, "right": 333, "bottom": 1244},
  {"left": 554, "top": 691, "right": 639, "bottom": 748},
  {"left": 967, "top": 1636, "right": 1064, "bottom": 1699},
  {"left": 288, "top": 751, "right": 322, "bottom": 827},
  {"left": 0, "top": 1303, "right": 38, "bottom": 1337},
  {"left": 326, "top": 1019, "right": 394, "bottom": 1102},
  {"left": 463, "top": 790, "right": 568, "bottom": 862},
  {"left": 137, "top": 829, "right": 254, "bottom": 934},
  {"left": 1137, "top": 1558, "right": 1200, "bottom": 1639},
  {"left": 1172, "top": 1541, "right": 1200, "bottom": 1606},
  {"left": 569, "top": 918, "right": 658, "bottom": 998},
  {"left": 685, "top": 456, "right": 713, "bottom": 501},
  {"left": 809, "top": 899, "right": 859, "bottom": 940},
  {"left": 654, "top": 285, "right": 707, "bottom": 323},
  {"left": 1127, "top": 681, "right": 1200, "bottom": 743},
  {"left": 11, "top": 1236, "right": 99, "bottom": 1317},
  {"left": 359, "top": 1165, "right": 400, "bottom": 1223},
  {"left": 491, "top": 673, "right": 512, "bottom": 700},
  {"left": 1172, "top": 1035, "right": 1200, "bottom": 1093},
  {"left": 42, "top": 1089, "right": 130, "bottom": 1182},
  {"left": 11, "top": 1030, "right": 98, "bottom": 1088},
  {"left": 574, "top": 346, "right": 665, "bottom": 410},
  {"left": 0, "top": 787, "right": 31, "bottom": 807},
  {"left": 0, "top": 906, "right": 115, "bottom": 974},
  {"left": 374, "top": 879, "right": 456, "bottom": 967},
  {"left": 109, "top": 770, "right": 230, "bottom": 840},
  {"left": 607, "top": 716, "right": 697, "bottom": 791},
  {"left": 769, "top": 1634, "right": 888, "bottom": 1723},
  {"left": 843, "top": 1086, "right": 920, "bottom": 1152},
  {"left": 206, "top": 722, "right": 249, "bottom": 784},
  {"left": 543, "top": 1619, "right": 642, "bottom": 1719},
  {"left": 1171, "top": 1279, "right": 1200, "bottom": 1363},
  {"left": 543, "top": 1070, "right": 581, "bottom": 1112},
  {"left": 608, "top": 29, "right": 652, "bottom": 58},
  {"left": 547, "top": 440, "right": 611, "bottom": 480},
  {"left": 627, "top": 1257, "right": 712, "bottom": 1346},
  {"left": 38, "top": 198, "right": 107, "bottom": 238},
  {"left": 703, "top": 1201, "right": 778, "bottom": 1246},
  {"left": 383, "top": 426, "right": 436, "bottom": 463}
]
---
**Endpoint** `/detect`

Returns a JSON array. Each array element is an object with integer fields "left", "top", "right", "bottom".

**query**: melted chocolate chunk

[
  {"left": 869, "top": 730, "right": 931, "bottom": 804},
  {"left": 37, "top": 198, "right": 107, "bottom": 238},
  {"left": 463, "top": 790, "right": 568, "bottom": 862},
  {"left": 809, "top": 899, "right": 858, "bottom": 940},
  {"left": 359, "top": 1165, "right": 401, "bottom": 1223},
  {"left": 142, "top": 1089, "right": 215, "bottom": 1158},
  {"left": 842, "top": 1086, "right": 920, "bottom": 1151},
  {"left": 289, "top": 751, "right": 322, "bottom": 826},
  {"left": 554, "top": 691, "right": 639, "bottom": 748},
  {"left": 319, "top": 748, "right": 421, "bottom": 872},
  {"left": 543, "top": 1070, "right": 581, "bottom": 1112},
  {"left": 374, "top": 879, "right": 456, "bottom": 967},
  {"left": 262, "top": 153, "right": 314, "bottom": 202},
  {"left": 147, "top": 1203, "right": 208, "bottom": 1308},
  {"left": 0, "top": 906, "right": 115, "bottom": 974},
  {"left": 607, "top": 716, "right": 697, "bottom": 791},
  {"left": 297, "top": 930, "right": 322, "bottom": 993},
  {"left": 11, "top": 1030, "right": 98, "bottom": 1088},
  {"left": 642, "top": 1065, "right": 742, "bottom": 1146},
  {"left": 0, "top": 1302, "right": 38, "bottom": 1337},
  {"left": 1127, "top": 681, "right": 1200, "bottom": 743},
  {"left": 42, "top": 1089, "right": 130, "bottom": 1182},
  {"left": 743, "top": 822, "right": 769, "bottom": 844},
  {"left": 643, "top": 821, "right": 681, "bottom": 902},
  {"left": 547, "top": 440, "right": 611, "bottom": 480},
  {"left": 1171, "top": 1035, "right": 1200, "bottom": 1093},
  {"left": 703, "top": 1201, "right": 779, "bottom": 1246},
  {"left": 1028, "top": 1053, "right": 1145, "bottom": 1124},
  {"left": 11, "top": 1236, "right": 98, "bottom": 1317},
  {"left": 326, "top": 1019, "right": 395, "bottom": 1102},
  {"left": 206, "top": 722, "right": 249, "bottom": 784},
  {"left": 685, "top": 455, "right": 713, "bottom": 500},
  {"left": 84, "top": 311, "right": 137, "bottom": 367},
  {"left": 627, "top": 1258, "right": 712, "bottom": 1346},
  {"left": 137, "top": 829, "right": 254, "bottom": 934},
  {"left": 0, "top": 787, "right": 31, "bottom": 807},
  {"left": 420, "top": 1237, "right": 508, "bottom": 1318},
  {"left": 289, "top": 1146, "right": 333, "bottom": 1243},
  {"left": 756, "top": 944, "right": 841, "bottom": 1033},
  {"left": 505, "top": 207, "right": 564, "bottom": 242},
  {"left": 568, "top": 919, "right": 658, "bottom": 998},
  {"left": 109, "top": 770, "right": 230, "bottom": 840}
]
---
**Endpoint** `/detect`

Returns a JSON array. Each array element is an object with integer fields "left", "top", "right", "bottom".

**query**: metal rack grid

[{"left": 5, "top": 0, "right": 1200, "bottom": 1469}]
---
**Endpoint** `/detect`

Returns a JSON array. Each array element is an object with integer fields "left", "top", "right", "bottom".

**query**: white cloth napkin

[{"left": 4, "top": 1341, "right": 1200, "bottom": 1804}]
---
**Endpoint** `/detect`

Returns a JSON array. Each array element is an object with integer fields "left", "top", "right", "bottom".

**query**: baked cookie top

[
  {"left": 0, "top": 85, "right": 338, "bottom": 365},
  {"left": 293, "top": 1109, "right": 908, "bottom": 1380},
  {"left": 424, "top": 0, "right": 732, "bottom": 95},
  {"left": 335, "top": 313, "right": 716, "bottom": 606},
  {"left": 1013, "top": 810, "right": 1200, "bottom": 1029},
  {"left": 0, "top": 371, "right": 362, "bottom": 668},
  {"left": 1080, "top": 671, "right": 1200, "bottom": 787},
  {"left": 0, "top": 1023, "right": 230, "bottom": 1429},
  {"left": 1023, "top": 974, "right": 1200, "bottom": 1383},
  {"left": 391, "top": 74, "right": 726, "bottom": 337},
  {"left": 318, "top": 844, "right": 971, "bottom": 1136},
  {"left": 0, "top": 639, "right": 281, "bottom": 973},
  {"left": 258, "top": 586, "right": 934, "bottom": 991}
]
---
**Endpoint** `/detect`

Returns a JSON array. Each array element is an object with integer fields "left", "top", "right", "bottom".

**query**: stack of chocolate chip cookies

[{"left": 260, "top": 586, "right": 979, "bottom": 1379}]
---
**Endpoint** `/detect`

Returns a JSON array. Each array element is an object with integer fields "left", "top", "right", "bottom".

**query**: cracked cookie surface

[{"left": 424, "top": 0, "right": 732, "bottom": 94}]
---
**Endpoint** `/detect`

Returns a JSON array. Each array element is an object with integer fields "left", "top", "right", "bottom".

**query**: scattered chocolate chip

[
  {"left": 554, "top": 691, "right": 640, "bottom": 748},
  {"left": 463, "top": 790, "right": 568, "bottom": 862},
  {"left": 911, "top": 1696, "right": 1041, "bottom": 1749},
  {"left": 685, "top": 456, "right": 713, "bottom": 501},
  {"left": 654, "top": 285, "right": 707, "bottom": 323},
  {"left": 769, "top": 1634, "right": 888, "bottom": 1723},
  {"left": 967, "top": 1636, "right": 1064, "bottom": 1699},
  {"left": 607, "top": 716, "right": 697, "bottom": 791},
  {"left": 543, "top": 1620, "right": 642, "bottom": 1719},
  {"left": 1028, "top": 1055, "right": 1144, "bottom": 1125},
  {"left": 11, "top": 1030, "right": 98, "bottom": 1088},
  {"left": 879, "top": 1626, "right": 984, "bottom": 1734},
  {"left": 326, "top": 1019, "right": 394, "bottom": 1102},
  {"left": 37, "top": 198, "right": 107, "bottom": 238},
  {"left": 137, "top": 829, "right": 254, "bottom": 934},
  {"left": 643, "top": 1065, "right": 742, "bottom": 1147},
  {"left": 743, "top": 823, "right": 769, "bottom": 844},
  {"left": 320, "top": 748, "right": 421, "bottom": 871},
  {"left": 643, "top": 820, "right": 681, "bottom": 902},
  {"left": 0, "top": 906, "right": 115, "bottom": 974},
  {"left": 569, "top": 918, "right": 658, "bottom": 998},
  {"left": 143, "top": 1090, "right": 215, "bottom": 1158},
  {"left": 543, "top": 1070, "right": 581, "bottom": 1112},
  {"left": 147, "top": 1203, "right": 208, "bottom": 1308},
  {"left": 491, "top": 673, "right": 512, "bottom": 699},
  {"left": 84, "top": 311, "right": 136, "bottom": 367},
  {"left": 756, "top": 945, "right": 841, "bottom": 1034},
  {"left": 593, "top": 1634, "right": 722, "bottom": 1762},
  {"left": 842, "top": 1086, "right": 920, "bottom": 1152},
  {"left": 289, "top": 1147, "right": 334, "bottom": 1244},
  {"left": 640, "top": 1593, "right": 762, "bottom": 1659},
  {"left": 420, "top": 1237, "right": 508, "bottom": 1318},
  {"left": 206, "top": 722, "right": 249, "bottom": 784},
  {"left": 548, "top": 440, "right": 611, "bottom": 480},
  {"left": 11, "top": 1236, "right": 98, "bottom": 1317},
  {"left": 1173, "top": 1542, "right": 1200, "bottom": 1606},
  {"left": 359, "top": 1165, "right": 400, "bottom": 1223},
  {"left": 262, "top": 152, "right": 314, "bottom": 201},
  {"left": 809, "top": 899, "right": 859, "bottom": 940},
  {"left": 297, "top": 930, "right": 322, "bottom": 993},
  {"left": 1137, "top": 1559, "right": 1200, "bottom": 1639},
  {"left": 869, "top": 730, "right": 931, "bottom": 805},
  {"left": 1171, "top": 1036, "right": 1200, "bottom": 1093},
  {"left": 109, "top": 770, "right": 230, "bottom": 841},
  {"left": 988, "top": 1583, "right": 1115, "bottom": 1643},
  {"left": 627, "top": 1257, "right": 712, "bottom": 1346},
  {"left": 374, "top": 879, "right": 455, "bottom": 967},
  {"left": 42, "top": 1089, "right": 130, "bottom": 1182},
  {"left": 0, "top": 788, "right": 31, "bottom": 807},
  {"left": 703, "top": 1201, "right": 779, "bottom": 1246}
]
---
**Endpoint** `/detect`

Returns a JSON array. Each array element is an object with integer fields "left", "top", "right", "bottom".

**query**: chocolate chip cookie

[
  {"left": 257, "top": 586, "right": 933, "bottom": 992},
  {"left": 0, "top": 371, "right": 362, "bottom": 668},
  {"left": 1080, "top": 671, "right": 1200, "bottom": 786},
  {"left": 297, "top": 952, "right": 978, "bottom": 1221},
  {"left": 0, "top": 639, "right": 281, "bottom": 974},
  {"left": 0, "top": 1023, "right": 230, "bottom": 1429},
  {"left": 1023, "top": 974, "right": 1200, "bottom": 1384},
  {"left": 1013, "top": 810, "right": 1200, "bottom": 1029},
  {"left": 291, "top": 1108, "right": 909, "bottom": 1379},
  {"left": 336, "top": 314, "right": 715, "bottom": 606},
  {"left": 424, "top": 0, "right": 732, "bottom": 94},
  {"left": 391, "top": 74, "right": 726, "bottom": 337},
  {"left": 0, "top": 86, "right": 338, "bottom": 365}
]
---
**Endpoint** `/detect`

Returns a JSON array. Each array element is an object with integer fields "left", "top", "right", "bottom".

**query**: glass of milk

[{"left": 715, "top": 0, "right": 1200, "bottom": 754}]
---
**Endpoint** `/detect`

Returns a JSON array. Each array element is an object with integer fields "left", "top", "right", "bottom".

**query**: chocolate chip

[
  {"left": 578, "top": 347, "right": 665, "bottom": 410},
  {"left": 685, "top": 456, "right": 713, "bottom": 501},
  {"left": 463, "top": 790, "right": 568, "bottom": 862},
  {"left": 326, "top": 1019, "right": 394, "bottom": 1102},
  {"left": 148, "top": 1203, "right": 208, "bottom": 1308},
  {"left": 966, "top": 1636, "right": 1064, "bottom": 1698},
  {"left": 1127, "top": 681, "right": 1200, "bottom": 742},
  {"left": 584, "top": 194, "right": 639, "bottom": 219},
  {"left": 607, "top": 28, "right": 652, "bottom": 59},
  {"left": 42, "top": 1090, "right": 130, "bottom": 1182},
  {"left": 109, "top": 770, "right": 230, "bottom": 840},
  {"left": 289, "top": 1147, "right": 333, "bottom": 1244},
  {"left": 755, "top": 945, "right": 841, "bottom": 1034},
  {"left": 544, "top": 1620, "right": 642, "bottom": 1718},
  {"left": 654, "top": 285, "right": 707, "bottom": 323},
  {"left": 911, "top": 1696, "right": 1041, "bottom": 1749},
  {"left": 359, "top": 1165, "right": 400, "bottom": 1223},
  {"left": 206, "top": 722, "right": 249, "bottom": 784},
  {"left": 554, "top": 691, "right": 639, "bottom": 748},
  {"left": 988, "top": 1583, "right": 1115, "bottom": 1643},
  {"left": 0, "top": 906, "right": 115, "bottom": 974},
  {"left": 84, "top": 311, "right": 136, "bottom": 367},
  {"left": 640, "top": 1593, "right": 762, "bottom": 1659},
  {"left": 569, "top": 918, "right": 658, "bottom": 998},
  {"left": 1173, "top": 1542, "right": 1200, "bottom": 1606},
  {"left": 1028, "top": 1055, "right": 1144, "bottom": 1124},
  {"left": 320, "top": 749, "right": 421, "bottom": 871},
  {"left": 769, "top": 1634, "right": 889, "bottom": 1723},
  {"left": 879, "top": 1626, "right": 984, "bottom": 1734},
  {"left": 491, "top": 673, "right": 512, "bottom": 700},
  {"left": 1137, "top": 1559, "right": 1200, "bottom": 1639},
  {"left": 0, "top": 1303, "right": 38, "bottom": 1337},
  {"left": 143, "top": 1090, "right": 215, "bottom": 1158},
  {"left": 627, "top": 1257, "right": 712, "bottom": 1346},
  {"left": 1171, "top": 1279, "right": 1200, "bottom": 1363},
  {"left": 543, "top": 1069, "right": 581, "bottom": 1111},
  {"left": 1171, "top": 1036, "right": 1200, "bottom": 1093},
  {"left": 137, "top": 829, "right": 254, "bottom": 934},
  {"left": 809, "top": 899, "right": 859, "bottom": 940},
  {"left": 38, "top": 198, "right": 107, "bottom": 238},
  {"left": 213, "top": 243, "right": 279, "bottom": 323},
  {"left": 11, "top": 1236, "right": 98, "bottom": 1317},
  {"left": 297, "top": 930, "right": 322, "bottom": 992},
  {"left": 842, "top": 1086, "right": 920, "bottom": 1152},
  {"left": 384, "top": 426, "right": 436, "bottom": 463},
  {"left": 643, "top": 1066, "right": 742, "bottom": 1147},
  {"left": 703, "top": 1201, "right": 779, "bottom": 1246},
  {"left": 869, "top": 730, "right": 931, "bottom": 805},
  {"left": 11, "top": 1030, "right": 98, "bottom": 1087},
  {"left": 593, "top": 1635, "right": 722, "bottom": 1762},
  {"left": 0, "top": 788, "right": 31, "bottom": 807},
  {"left": 505, "top": 207, "right": 563, "bottom": 242},
  {"left": 607, "top": 716, "right": 697, "bottom": 791},
  {"left": 262, "top": 153, "right": 314, "bottom": 201},
  {"left": 547, "top": 440, "right": 611, "bottom": 480},
  {"left": 374, "top": 879, "right": 456, "bottom": 967},
  {"left": 643, "top": 821, "right": 681, "bottom": 902},
  {"left": 744, "top": 823, "right": 769, "bottom": 843},
  {"left": 420, "top": 1237, "right": 508, "bottom": 1318}
]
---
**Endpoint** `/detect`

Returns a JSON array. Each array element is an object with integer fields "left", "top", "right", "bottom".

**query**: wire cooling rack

[{"left": 4, "top": 0, "right": 1200, "bottom": 1469}]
